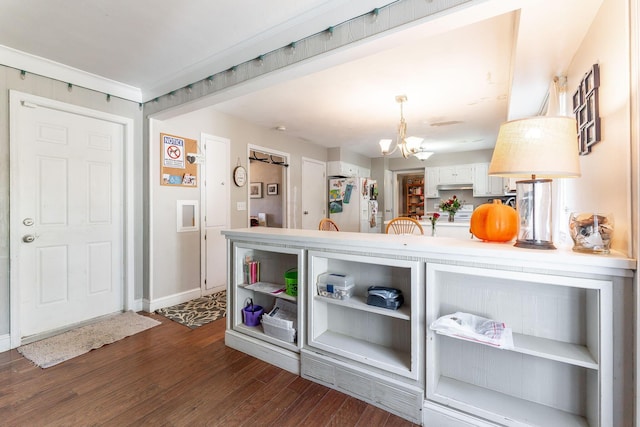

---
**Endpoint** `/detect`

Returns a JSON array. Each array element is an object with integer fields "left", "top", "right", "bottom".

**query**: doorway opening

[
  {"left": 393, "top": 169, "right": 425, "bottom": 219},
  {"left": 248, "top": 146, "right": 289, "bottom": 228}
]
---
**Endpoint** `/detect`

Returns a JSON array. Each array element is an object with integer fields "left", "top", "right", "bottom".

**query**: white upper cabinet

[
  {"left": 327, "top": 161, "right": 370, "bottom": 178},
  {"left": 426, "top": 163, "right": 504, "bottom": 197},
  {"left": 438, "top": 165, "right": 473, "bottom": 184},
  {"left": 425, "top": 168, "right": 439, "bottom": 197},
  {"left": 473, "top": 163, "right": 504, "bottom": 197}
]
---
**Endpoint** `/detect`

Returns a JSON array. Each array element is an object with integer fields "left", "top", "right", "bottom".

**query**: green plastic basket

[{"left": 284, "top": 268, "right": 298, "bottom": 296}]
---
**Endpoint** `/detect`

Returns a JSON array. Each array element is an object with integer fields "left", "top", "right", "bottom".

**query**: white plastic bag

[{"left": 430, "top": 311, "right": 514, "bottom": 349}]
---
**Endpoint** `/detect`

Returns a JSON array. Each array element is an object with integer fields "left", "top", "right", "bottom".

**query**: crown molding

[{"left": 0, "top": 44, "right": 142, "bottom": 102}]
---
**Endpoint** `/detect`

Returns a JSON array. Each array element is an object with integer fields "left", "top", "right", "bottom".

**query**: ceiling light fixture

[
  {"left": 379, "top": 95, "right": 432, "bottom": 160},
  {"left": 413, "top": 150, "right": 434, "bottom": 161}
]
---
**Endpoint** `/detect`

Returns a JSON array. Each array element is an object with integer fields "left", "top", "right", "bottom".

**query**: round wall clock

[{"left": 233, "top": 166, "right": 247, "bottom": 187}]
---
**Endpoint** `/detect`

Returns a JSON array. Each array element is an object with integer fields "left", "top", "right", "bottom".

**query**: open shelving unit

[
  {"left": 425, "top": 263, "right": 613, "bottom": 427},
  {"left": 226, "top": 241, "right": 304, "bottom": 372},
  {"left": 222, "top": 228, "right": 633, "bottom": 426},
  {"left": 302, "top": 249, "right": 425, "bottom": 424},
  {"left": 307, "top": 250, "right": 423, "bottom": 380},
  {"left": 405, "top": 178, "right": 424, "bottom": 217}
]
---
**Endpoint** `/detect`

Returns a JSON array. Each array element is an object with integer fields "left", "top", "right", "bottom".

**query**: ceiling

[{"left": 0, "top": 0, "right": 603, "bottom": 159}]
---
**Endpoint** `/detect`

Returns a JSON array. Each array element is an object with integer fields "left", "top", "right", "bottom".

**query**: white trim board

[
  {"left": 0, "top": 334, "right": 10, "bottom": 353},
  {"left": 142, "top": 288, "right": 202, "bottom": 313}
]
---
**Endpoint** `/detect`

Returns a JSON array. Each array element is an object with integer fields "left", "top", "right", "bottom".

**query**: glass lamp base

[
  {"left": 515, "top": 178, "right": 555, "bottom": 250},
  {"left": 514, "top": 239, "right": 556, "bottom": 250}
]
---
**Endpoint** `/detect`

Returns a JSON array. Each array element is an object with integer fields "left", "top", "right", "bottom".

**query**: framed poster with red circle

[{"left": 160, "top": 133, "right": 199, "bottom": 187}]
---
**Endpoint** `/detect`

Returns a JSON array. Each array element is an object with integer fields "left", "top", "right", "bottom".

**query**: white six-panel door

[
  {"left": 201, "top": 133, "right": 229, "bottom": 293},
  {"left": 12, "top": 96, "right": 124, "bottom": 339}
]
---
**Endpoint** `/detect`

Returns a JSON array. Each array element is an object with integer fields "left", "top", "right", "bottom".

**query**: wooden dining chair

[
  {"left": 385, "top": 217, "right": 424, "bottom": 235},
  {"left": 318, "top": 218, "right": 340, "bottom": 231}
]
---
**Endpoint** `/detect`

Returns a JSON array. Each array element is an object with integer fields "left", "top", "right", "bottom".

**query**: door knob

[
  {"left": 23, "top": 218, "right": 34, "bottom": 226},
  {"left": 22, "top": 235, "right": 36, "bottom": 243}
]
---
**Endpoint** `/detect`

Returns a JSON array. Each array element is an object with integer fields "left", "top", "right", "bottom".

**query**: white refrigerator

[{"left": 328, "top": 177, "right": 379, "bottom": 233}]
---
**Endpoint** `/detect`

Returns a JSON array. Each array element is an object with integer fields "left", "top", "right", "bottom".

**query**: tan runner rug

[{"left": 17, "top": 311, "right": 161, "bottom": 368}]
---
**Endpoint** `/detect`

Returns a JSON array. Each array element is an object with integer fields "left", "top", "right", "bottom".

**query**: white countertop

[{"left": 222, "top": 227, "right": 636, "bottom": 276}]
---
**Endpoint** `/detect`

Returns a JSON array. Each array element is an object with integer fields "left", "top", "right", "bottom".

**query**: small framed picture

[
  {"left": 267, "top": 183, "right": 278, "bottom": 195},
  {"left": 249, "top": 182, "right": 262, "bottom": 198}
]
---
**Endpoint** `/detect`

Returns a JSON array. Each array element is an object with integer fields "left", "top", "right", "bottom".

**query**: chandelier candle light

[
  {"left": 489, "top": 116, "right": 581, "bottom": 249},
  {"left": 379, "top": 95, "right": 434, "bottom": 161}
]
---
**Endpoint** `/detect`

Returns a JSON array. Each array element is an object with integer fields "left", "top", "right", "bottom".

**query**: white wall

[
  {"left": 562, "top": 0, "right": 634, "bottom": 424},
  {"left": 149, "top": 119, "right": 202, "bottom": 304},
  {"left": 563, "top": 0, "right": 632, "bottom": 255}
]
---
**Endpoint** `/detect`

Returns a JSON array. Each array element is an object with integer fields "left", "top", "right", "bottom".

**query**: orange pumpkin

[{"left": 470, "top": 199, "right": 518, "bottom": 242}]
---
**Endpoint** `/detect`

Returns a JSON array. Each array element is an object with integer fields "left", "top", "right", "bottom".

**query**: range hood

[{"left": 437, "top": 183, "right": 473, "bottom": 191}]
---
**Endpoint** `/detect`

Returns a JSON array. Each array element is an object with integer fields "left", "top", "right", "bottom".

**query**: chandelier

[{"left": 379, "top": 95, "right": 433, "bottom": 160}]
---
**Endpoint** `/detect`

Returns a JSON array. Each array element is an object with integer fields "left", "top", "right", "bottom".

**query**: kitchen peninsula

[
  {"left": 223, "top": 227, "right": 635, "bottom": 426},
  {"left": 423, "top": 220, "right": 471, "bottom": 239},
  {"left": 384, "top": 218, "right": 472, "bottom": 238}
]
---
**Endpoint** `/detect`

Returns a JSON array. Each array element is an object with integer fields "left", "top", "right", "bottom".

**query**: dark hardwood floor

[{"left": 0, "top": 313, "right": 419, "bottom": 426}]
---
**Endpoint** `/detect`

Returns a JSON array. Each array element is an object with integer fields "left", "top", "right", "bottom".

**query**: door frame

[
  {"left": 200, "top": 133, "right": 230, "bottom": 295},
  {"left": 8, "top": 91, "right": 136, "bottom": 348},
  {"left": 247, "top": 144, "right": 290, "bottom": 228},
  {"left": 301, "top": 157, "right": 326, "bottom": 230},
  {"left": 392, "top": 168, "right": 425, "bottom": 217}
]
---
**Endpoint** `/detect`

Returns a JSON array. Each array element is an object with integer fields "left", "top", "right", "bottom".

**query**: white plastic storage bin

[
  {"left": 262, "top": 299, "right": 297, "bottom": 343},
  {"left": 317, "top": 273, "right": 355, "bottom": 300}
]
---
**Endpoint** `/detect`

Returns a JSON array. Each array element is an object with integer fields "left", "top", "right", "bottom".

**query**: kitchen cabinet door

[
  {"left": 426, "top": 168, "right": 439, "bottom": 197},
  {"left": 473, "top": 163, "right": 504, "bottom": 196},
  {"left": 472, "top": 163, "right": 488, "bottom": 196},
  {"left": 439, "top": 165, "right": 473, "bottom": 184}
]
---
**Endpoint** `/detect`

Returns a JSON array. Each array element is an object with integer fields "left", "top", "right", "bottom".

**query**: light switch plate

[{"left": 237, "top": 202, "right": 246, "bottom": 211}]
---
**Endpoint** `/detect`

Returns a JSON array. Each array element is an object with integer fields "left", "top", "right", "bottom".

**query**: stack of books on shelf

[{"left": 244, "top": 256, "right": 260, "bottom": 284}]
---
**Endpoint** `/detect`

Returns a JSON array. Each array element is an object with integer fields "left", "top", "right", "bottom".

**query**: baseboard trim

[
  {"left": 133, "top": 298, "right": 144, "bottom": 312},
  {"left": 225, "top": 330, "right": 300, "bottom": 375},
  {"left": 143, "top": 288, "right": 202, "bottom": 313},
  {"left": 0, "top": 334, "right": 10, "bottom": 352}
]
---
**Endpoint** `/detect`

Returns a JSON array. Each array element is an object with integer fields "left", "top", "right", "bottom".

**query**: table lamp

[{"left": 489, "top": 116, "right": 581, "bottom": 249}]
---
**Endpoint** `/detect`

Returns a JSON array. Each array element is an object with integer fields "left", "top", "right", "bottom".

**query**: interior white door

[
  {"left": 13, "top": 99, "right": 124, "bottom": 338},
  {"left": 202, "top": 134, "right": 229, "bottom": 293},
  {"left": 301, "top": 158, "right": 326, "bottom": 230},
  {"left": 383, "top": 169, "right": 394, "bottom": 221}
]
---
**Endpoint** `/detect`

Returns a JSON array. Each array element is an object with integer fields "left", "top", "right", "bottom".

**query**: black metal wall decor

[{"left": 572, "top": 64, "right": 601, "bottom": 155}]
